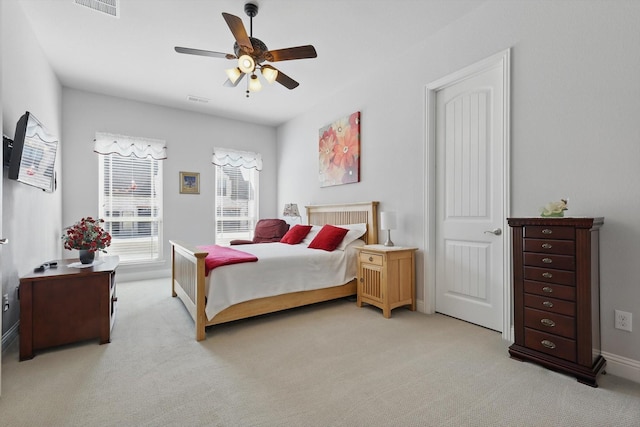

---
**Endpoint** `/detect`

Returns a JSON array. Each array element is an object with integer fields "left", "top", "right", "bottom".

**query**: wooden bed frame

[{"left": 170, "top": 201, "right": 379, "bottom": 341}]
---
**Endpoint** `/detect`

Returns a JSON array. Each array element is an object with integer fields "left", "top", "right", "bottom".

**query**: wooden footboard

[
  {"left": 170, "top": 201, "right": 379, "bottom": 341},
  {"left": 170, "top": 240, "right": 208, "bottom": 341}
]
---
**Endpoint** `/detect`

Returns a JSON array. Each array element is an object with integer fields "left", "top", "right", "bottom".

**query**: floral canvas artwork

[{"left": 319, "top": 111, "right": 360, "bottom": 187}]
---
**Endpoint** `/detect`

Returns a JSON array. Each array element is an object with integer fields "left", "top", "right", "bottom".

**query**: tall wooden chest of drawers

[{"left": 507, "top": 217, "right": 605, "bottom": 387}]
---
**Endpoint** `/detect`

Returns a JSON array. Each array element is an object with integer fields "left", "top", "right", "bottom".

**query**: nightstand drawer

[
  {"left": 524, "top": 267, "right": 575, "bottom": 286},
  {"left": 524, "top": 253, "right": 575, "bottom": 270},
  {"left": 524, "top": 293, "right": 576, "bottom": 316},
  {"left": 359, "top": 252, "right": 383, "bottom": 266},
  {"left": 524, "top": 307, "right": 575, "bottom": 339},
  {"left": 524, "top": 226, "right": 575, "bottom": 240},
  {"left": 524, "top": 239, "right": 575, "bottom": 255},
  {"left": 524, "top": 328, "right": 576, "bottom": 363},
  {"left": 523, "top": 280, "right": 576, "bottom": 301}
]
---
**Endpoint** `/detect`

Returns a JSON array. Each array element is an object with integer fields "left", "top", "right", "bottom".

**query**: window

[
  {"left": 212, "top": 148, "right": 261, "bottom": 245},
  {"left": 95, "top": 133, "right": 165, "bottom": 264}
]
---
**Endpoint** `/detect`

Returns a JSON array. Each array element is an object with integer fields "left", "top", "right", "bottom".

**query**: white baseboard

[
  {"left": 1, "top": 321, "right": 19, "bottom": 355},
  {"left": 602, "top": 351, "right": 640, "bottom": 384}
]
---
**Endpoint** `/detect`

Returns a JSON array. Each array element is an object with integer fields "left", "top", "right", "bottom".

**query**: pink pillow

[
  {"left": 280, "top": 225, "right": 313, "bottom": 245},
  {"left": 308, "top": 224, "right": 349, "bottom": 251}
]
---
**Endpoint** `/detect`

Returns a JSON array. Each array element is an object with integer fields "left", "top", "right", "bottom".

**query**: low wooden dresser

[
  {"left": 507, "top": 217, "right": 604, "bottom": 386},
  {"left": 356, "top": 245, "right": 417, "bottom": 318},
  {"left": 19, "top": 255, "right": 119, "bottom": 360}
]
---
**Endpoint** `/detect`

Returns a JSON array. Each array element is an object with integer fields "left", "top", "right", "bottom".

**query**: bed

[{"left": 170, "top": 201, "right": 379, "bottom": 341}]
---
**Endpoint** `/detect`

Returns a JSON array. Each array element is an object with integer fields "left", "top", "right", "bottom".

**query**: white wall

[
  {"left": 1, "top": 0, "right": 62, "bottom": 336},
  {"left": 277, "top": 0, "right": 640, "bottom": 368},
  {"left": 62, "top": 89, "right": 278, "bottom": 279}
]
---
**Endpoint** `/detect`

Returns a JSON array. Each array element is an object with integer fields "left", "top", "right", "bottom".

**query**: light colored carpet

[{"left": 1, "top": 278, "right": 639, "bottom": 427}]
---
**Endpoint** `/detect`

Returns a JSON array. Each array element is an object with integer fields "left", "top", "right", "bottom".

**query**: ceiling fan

[{"left": 175, "top": 2, "right": 317, "bottom": 97}]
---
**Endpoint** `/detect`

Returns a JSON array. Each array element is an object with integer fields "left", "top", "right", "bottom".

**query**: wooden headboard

[{"left": 305, "top": 201, "right": 379, "bottom": 245}]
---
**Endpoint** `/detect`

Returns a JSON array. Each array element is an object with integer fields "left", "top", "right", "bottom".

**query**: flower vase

[{"left": 79, "top": 249, "right": 95, "bottom": 264}]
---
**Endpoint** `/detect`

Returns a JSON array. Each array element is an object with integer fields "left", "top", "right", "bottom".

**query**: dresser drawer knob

[
  {"left": 542, "top": 286, "right": 553, "bottom": 293},
  {"left": 541, "top": 318, "right": 556, "bottom": 327},
  {"left": 542, "top": 229, "right": 553, "bottom": 235},
  {"left": 542, "top": 301, "right": 554, "bottom": 308},
  {"left": 542, "top": 258, "right": 552, "bottom": 263},
  {"left": 542, "top": 272, "right": 553, "bottom": 278},
  {"left": 368, "top": 256, "right": 374, "bottom": 262},
  {"left": 542, "top": 243, "right": 552, "bottom": 249},
  {"left": 541, "top": 340, "right": 556, "bottom": 349}
]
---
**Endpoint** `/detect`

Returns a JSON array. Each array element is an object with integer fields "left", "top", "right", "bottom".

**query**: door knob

[
  {"left": 0, "top": 238, "right": 8, "bottom": 245},
  {"left": 483, "top": 228, "right": 502, "bottom": 236}
]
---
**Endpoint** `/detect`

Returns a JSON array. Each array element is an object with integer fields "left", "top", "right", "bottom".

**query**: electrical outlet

[
  {"left": 615, "top": 310, "right": 632, "bottom": 332},
  {"left": 2, "top": 293, "right": 8, "bottom": 312}
]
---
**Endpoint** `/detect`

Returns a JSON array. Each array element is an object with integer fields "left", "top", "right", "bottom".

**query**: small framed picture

[{"left": 179, "top": 171, "right": 200, "bottom": 194}]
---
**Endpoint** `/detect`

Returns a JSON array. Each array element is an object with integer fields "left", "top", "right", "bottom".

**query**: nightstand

[
  {"left": 356, "top": 245, "right": 417, "bottom": 318},
  {"left": 19, "top": 256, "right": 119, "bottom": 360}
]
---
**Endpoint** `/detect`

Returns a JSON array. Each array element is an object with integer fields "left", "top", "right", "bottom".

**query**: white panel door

[{"left": 435, "top": 63, "right": 505, "bottom": 332}]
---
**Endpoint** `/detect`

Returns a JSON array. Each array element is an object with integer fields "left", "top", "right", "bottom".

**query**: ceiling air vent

[
  {"left": 74, "top": 0, "right": 119, "bottom": 18},
  {"left": 187, "top": 95, "right": 210, "bottom": 104}
]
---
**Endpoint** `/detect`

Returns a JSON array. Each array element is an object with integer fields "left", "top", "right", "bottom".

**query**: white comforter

[{"left": 204, "top": 241, "right": 362, "bottom": 320}]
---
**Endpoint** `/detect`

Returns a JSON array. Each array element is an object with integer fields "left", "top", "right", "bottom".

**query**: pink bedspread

[{"left": 197, "top": 245, "right": 258, "bottom": 276}]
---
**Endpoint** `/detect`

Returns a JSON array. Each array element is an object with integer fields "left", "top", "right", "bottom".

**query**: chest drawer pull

[
  {"left": 542, "top": 258, "right": 553, "bottom": 263},
  {"left": 542, "top": 301, "right": 554, "bottom": 308},
  {"left": 542, "top": 229, "right": 553, "bottom": 235},
  {"left": 542, "top": 272, "right": 553, "bottom": 278},
  {"left": 541, "top": 243, "right": 553, "bottom": 249},
  {"left": 542, "top": 286, "right": 553, "bottom": 293},
  {"left": 368, "top": 256, "right": 374, "bottom": 262},
  {"left": 541, "top": 340, "right": 556, "bottom": 349},
  {"left": 541, "top": 318, "right": 556, "bottom": 327}
]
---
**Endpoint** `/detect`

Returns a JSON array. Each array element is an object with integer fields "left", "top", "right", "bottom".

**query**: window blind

[
  {"left": 213, "top": 150, "right": 260, "bottom": 245},
  {"left": 98, "top": 149, "right": 163, "bottom": 263}
]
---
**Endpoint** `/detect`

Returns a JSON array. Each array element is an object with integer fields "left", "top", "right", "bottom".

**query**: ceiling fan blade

[
  {"left": 223, "top": 73, "right": 246, "bottom": 88},
  {"left": 266, "top": 45, "right": 317, "bottom": 62},
  {"left": 274, "top": 69, "right": 300, "bottom": 90},
  {"left": 222, "top": 13, "right": 253, "bottom": 53},
  {"left": 175, "top": 46, "right": 235, "bottom": 59}
]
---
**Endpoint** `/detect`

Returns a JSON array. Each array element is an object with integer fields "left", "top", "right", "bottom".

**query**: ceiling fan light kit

[
  {"left": 225, "top": 67, "right": 243, "bottom": 84},
  {"left": 261, "top": 65, "right": 278, "bottom": 84},
  {"left": 238, "top": 54, "right": 255, "bottom": 74},
  {"left": 175, "top": 1, "right": 317, "bottom": 97}
]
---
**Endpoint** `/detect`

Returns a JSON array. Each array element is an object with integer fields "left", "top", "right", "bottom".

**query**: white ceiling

[{"left": 18, "top": 0, "right": 484, "bottom": 126}]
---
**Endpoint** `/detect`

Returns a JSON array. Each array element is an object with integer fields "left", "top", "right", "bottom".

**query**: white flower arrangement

[{"left": 540, "top": 198, "right": 568, "bottom": 217}]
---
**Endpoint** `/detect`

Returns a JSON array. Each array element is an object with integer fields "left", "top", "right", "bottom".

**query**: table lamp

[
  {"left": 380, "top": 211, "right": 397, "bottom": 247},
  {"left": 283, "top": 203, "right": 301, "bottom": 223}
]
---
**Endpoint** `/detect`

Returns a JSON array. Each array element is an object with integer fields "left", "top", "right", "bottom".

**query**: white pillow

[
  {"left": 335, "top": 223, "right": 367, "bottom": 250},
  {"left": 301, "top": 225, "right": 323, "bottom": 245}
]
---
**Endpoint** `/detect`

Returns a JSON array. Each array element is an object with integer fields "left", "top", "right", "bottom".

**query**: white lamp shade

[
  {"left": 261, "top": 66, "right": 278, "bottom": 84},
  {"left": 380, "top": 211, "right": 397, "bottom": 230},
  {"left": 283, "top": 203, "right": 300, "bottom": 217},
  {"left": 249, "top": 74, "right": 262, "bottom": 92},
  {"left": 225, "top": 67, "right": 243, "bottom": 84}
]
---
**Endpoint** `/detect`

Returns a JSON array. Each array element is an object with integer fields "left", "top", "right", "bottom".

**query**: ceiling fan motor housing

[{"left": 234, "top": 38, "right": 272, "bottom": 64}]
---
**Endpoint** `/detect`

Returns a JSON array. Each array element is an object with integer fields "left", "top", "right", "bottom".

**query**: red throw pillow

[
  {"left": 308, "top": 224, "right": 349, "bottom": 251},
  {"left": 280, "top": 225, "right": 313, "bottom": 245}
]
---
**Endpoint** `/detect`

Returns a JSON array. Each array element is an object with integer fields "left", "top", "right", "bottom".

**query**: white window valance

[
  {"left": 212, "top": 147, "right": 263, "bottom": 171},
  {"left": 94, "top": 132, "right": 167, "bottom": 160}
]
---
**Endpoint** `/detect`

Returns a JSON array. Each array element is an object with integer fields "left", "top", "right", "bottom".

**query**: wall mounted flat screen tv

[{"left": 8, "top": 111, "right": 58, "bottom": 192}]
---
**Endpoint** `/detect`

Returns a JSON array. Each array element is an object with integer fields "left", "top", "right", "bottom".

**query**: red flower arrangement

[{"left": 62, "top": 217, "right": 112, "bottom": 253}]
